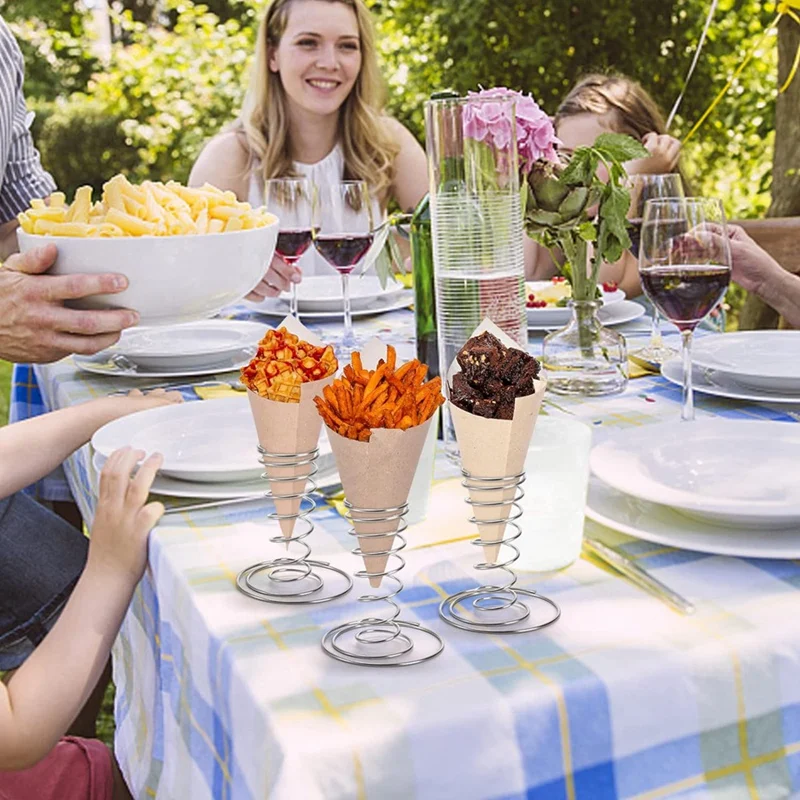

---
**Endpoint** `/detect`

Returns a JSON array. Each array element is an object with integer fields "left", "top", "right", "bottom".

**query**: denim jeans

[{"left": 0, "top": 492, "right": 88, "bottom": 670}]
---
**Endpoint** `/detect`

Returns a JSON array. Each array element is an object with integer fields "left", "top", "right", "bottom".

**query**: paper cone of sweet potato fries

[
  {"left": 318, "top": 340, "right": 443, "bottom": 588},
  {"left": 448, "top": 320, "right": 546, "bottom": 564},
  {"left": 244, "top": 316, "right": 336, "bottom": 540}
]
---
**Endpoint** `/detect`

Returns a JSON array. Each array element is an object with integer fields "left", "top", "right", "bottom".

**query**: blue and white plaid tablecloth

[{"left": 28, "top": 306, "right": 800, "bottom": 799}]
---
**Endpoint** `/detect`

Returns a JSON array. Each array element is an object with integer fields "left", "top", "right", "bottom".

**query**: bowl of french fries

[{"left": 16, "top": 175, "right": 279, "bottom": 326}]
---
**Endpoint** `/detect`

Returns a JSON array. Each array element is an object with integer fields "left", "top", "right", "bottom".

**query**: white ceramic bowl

[{"left": 17, "top": 220, "right": 279, "bottom": 326}]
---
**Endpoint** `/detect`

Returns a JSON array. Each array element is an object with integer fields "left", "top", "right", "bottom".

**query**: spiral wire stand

[
  {"left": 321, "top": 501, "right": 444, "bottom": 666},
  {"left": 236, "top": 445, "right": 352, "bottom": 604},
  {"left": 439, "top": 470, "right": 560, "bottom": 633}
]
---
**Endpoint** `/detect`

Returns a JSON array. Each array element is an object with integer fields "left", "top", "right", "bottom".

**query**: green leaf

[
  {"left": 577, "top": 221, "right": 597, "bottom": 242},
  {"left": 559, "top": 149, "right": 595, "bottom": 186},
  {"left": 593, "top": 132, "right": 650, "bottom": 163}
]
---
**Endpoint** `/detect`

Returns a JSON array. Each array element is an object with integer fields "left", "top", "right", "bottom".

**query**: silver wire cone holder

[
  {"left": 321, "top": 500, "right": 444, "bottom": 667},
  {"left": 236, "top": 445, "right": 352, "bottom": 604},
  {"left": 439, "top": 469, "right": 561, "bottom": 633}
]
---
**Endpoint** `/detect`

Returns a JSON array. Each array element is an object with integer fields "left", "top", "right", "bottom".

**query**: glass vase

[
  {"left": 424, "top": 94, "right": 527, "bottom": 460},
  {"left": 542, "top": 300, "right": 628, "bottom": 396}
]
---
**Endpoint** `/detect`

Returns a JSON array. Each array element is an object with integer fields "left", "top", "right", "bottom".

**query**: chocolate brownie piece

[
  {"left": 450, "top": 372, "right": 480, "bottom": 412},
  {"left": 496, "top": 399, "right": 516, "bottom": 420},
  {"left": 514, "top": 359, "right": 540, "bottom": 396},
  {"left": 472, "top": 397, "right": 498, "bottom": 418},
  {"left": 456, "top": 332, "right": 506, "bottom": 388},
  {"left": 497, "top": 348, "right": 528, "bottom": 385}
]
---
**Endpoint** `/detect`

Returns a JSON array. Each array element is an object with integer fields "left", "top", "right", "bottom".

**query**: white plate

[
  {"left": 92, "top": 450, "right": 265, "bottom": 499},
  {"left": 691, "top": 331, "right": 800, "bottom": 392},
  {"left": 91, "top": 438, "right": 337, "bottom": 499},
  {"left": 661, "top": 358, "right": 800, "bottom": 405},
  {"left": 590, "top": 420, "right": 800, "bottom": 528},
  {"left": 116, "top": 320, "right": 268, "bottom": 370},
  {"left": 526, "top": 281, "right": 625, "bottom": 327},
  {"left": 586, "top": 478, "right": 800, "bottom": 560},
  {"left": 92, "top": 397, "right": 262, "bottom": 483},
  {"left": 527, "top": 299, "right": 645, "bottom": 331},
  {"left": 280, "top": 275, "right": 405, "bottom": 312},
  {"left": 250, "top": 290, "right": 413, "bottom": 320},
  {"left": 74, "top": 349, "right": 253, "bottom": 379}
]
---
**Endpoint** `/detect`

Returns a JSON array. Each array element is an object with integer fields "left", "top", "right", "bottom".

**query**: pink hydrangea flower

[{"left": 463, "top": 87, "right": 560, "bottom": 173}]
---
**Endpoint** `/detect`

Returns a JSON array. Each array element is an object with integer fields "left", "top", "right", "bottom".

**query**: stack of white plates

[
  {"left": 248, "top": 275, "right": 413, "bottom": 319},
  {"left": 587, "top": 419, "right": 800, "bottom": 558},
  {"left": 91, "top": 396, "right": 335, "bottom": 500},
  {"left": 76, "top": 320, "right": 268, "bottom": 379},
  {"left": 661, "top": 331, "right": 800, "bottom": 404},
  {"left": 526, "top": 282, "right": 647, "bottom": 331}
]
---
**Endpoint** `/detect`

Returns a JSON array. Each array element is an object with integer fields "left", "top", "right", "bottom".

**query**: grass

[{"left": 0, "top": 360, "right": 12, "bottom": 425}]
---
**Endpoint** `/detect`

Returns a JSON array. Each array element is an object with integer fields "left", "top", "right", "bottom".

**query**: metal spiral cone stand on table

[
  {"left": 236, "top": 445, "right": 352, "bottom": 604},
  {"left": 439, "top": 470, "right": 561, "bottom": 633},
  {"left": 321, "top": 501, "right": 444, "bottom": 666}
]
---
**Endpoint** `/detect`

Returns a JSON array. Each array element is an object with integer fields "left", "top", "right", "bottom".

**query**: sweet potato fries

[{"left": 314, "top": 346, "right": 444, "bottom": 441}]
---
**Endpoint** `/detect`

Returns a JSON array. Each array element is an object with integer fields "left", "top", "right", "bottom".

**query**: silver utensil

[
  {"left": 110, "top": 379, "right": 246, "bottom": 396},
  {"left": 583, "top": 537, "right": 696, "bottom": 615},
  {"left": 160, "top": 477, "right": 343, "bottom": 516}
]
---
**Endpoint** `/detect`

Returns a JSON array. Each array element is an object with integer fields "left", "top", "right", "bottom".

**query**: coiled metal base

[
  {"left": 322, "top": 501, "right": 444, "bottom": 667},
  {"left": 236, "top": 446, "right": 352, "bottom": 604},
  {"left": 439, "top": 470, "right": 560, "bottom": 634}
]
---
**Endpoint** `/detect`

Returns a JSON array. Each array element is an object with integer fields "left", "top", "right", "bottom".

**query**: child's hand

[
  {"left": 88, "top": 447, "right": 165, "bottom": 586},
  {"left": 626, "top": 132, "right": 681, "bottom": 175}
]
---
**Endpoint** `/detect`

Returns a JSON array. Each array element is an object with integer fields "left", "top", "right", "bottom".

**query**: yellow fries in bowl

[
  {"left": 17, "top": 175, "right": 280, "bottom": 325},
  {"left": 18, "top": 175, "right": 275, "bottom": 238}
]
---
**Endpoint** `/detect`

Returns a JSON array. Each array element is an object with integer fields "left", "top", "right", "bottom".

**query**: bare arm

[
  {"left": 0, "top": 391, "right": 180, "bottom": 498},
  {"left": 0, "top": 448, "right": 163, "bottom": 769},
  {"left": 188, "top": 131, "right": 251, "bottom": 201}
]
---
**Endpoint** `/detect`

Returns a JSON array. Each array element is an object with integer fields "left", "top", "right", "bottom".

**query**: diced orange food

[{"left": 241, "top": 327, "right": 338, "bottom": 403}]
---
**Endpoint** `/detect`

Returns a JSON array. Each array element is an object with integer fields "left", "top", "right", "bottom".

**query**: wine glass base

[{"left": 630, "top": 343, "right": 678, "bottom": 366}]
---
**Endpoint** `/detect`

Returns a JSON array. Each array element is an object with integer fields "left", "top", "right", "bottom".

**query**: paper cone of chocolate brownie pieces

[
  {"left": 326, "top": 339, "right": 434, "bottom": 588},
  {"left": 447, "top": 319, "right": 546, "bottom": 564},
  {"left": 247, "top": 316, "right": 336, "bottom": 540}
]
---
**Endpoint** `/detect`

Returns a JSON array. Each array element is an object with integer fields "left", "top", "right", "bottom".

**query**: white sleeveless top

[{"left": 247, "top": 144, "right": 383, "bottom": 277}]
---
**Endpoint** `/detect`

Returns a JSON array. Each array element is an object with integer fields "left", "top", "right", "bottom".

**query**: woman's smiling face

[{"left": 269, "top": 0, "right": 362, "bottom": 120}]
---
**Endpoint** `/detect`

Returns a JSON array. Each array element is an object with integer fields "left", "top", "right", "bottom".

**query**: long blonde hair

[{"left": 240, "top": 0, "right": 398, "bottom": 201}]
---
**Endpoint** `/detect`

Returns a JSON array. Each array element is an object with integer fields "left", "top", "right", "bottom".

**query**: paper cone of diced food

[
  {"left": 242, "top": 316, "right": 337, "bottom": 540},
  {"left": 316, "top": 341, "right": 444, "bottom": 587},
  {"left": 447, "top": 319, "right": 546, "bottom": 564}
]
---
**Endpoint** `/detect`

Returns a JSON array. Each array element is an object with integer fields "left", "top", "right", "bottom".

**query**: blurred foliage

[{"left": 6, "top": 0, "right": 783, "bottom": 224}]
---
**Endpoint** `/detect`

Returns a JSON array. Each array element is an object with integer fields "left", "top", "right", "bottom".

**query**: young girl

[
  {"left": 189, "top": 0, "right": 428, "bottom": 299},
  {"left": 0, "top": 392, "right": 178, "bottom": 799},
  {"left": 525, "top": 73, "right": 683, "bottom": 298}
]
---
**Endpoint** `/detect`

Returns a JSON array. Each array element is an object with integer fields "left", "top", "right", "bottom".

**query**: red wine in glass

[
  {"left": 276, "top": 227, "right": 318, "bottom": 263},
  {"left": 314, "top": 233, "right": 374, "bottom": 274},
  {"left": 640, "top": 265, "right": 730, "bottom": 332}
]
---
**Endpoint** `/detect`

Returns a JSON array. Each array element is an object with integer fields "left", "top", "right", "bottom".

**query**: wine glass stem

[
  {"left": 341, "top": 273, "right": 353, "bottom": 338},
  {"left": 290, "top": 282, "right": 298, "bottom": 318},
  {"left": 650, "top": 309, "right": 663, "bottom": 348},
  {"left": 680, "top": 329, "right": 694, "bottom": 422}
]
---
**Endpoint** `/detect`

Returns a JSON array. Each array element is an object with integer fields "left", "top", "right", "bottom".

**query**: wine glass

[
  {"left": 264, "top": 178, "right": 318, "bottom": 319},
  {"left": 639, "top": 198, "right": 732, "bottom": 421},
  {"left": 313, "top": 181, "right": 374, "bottom": 352},
  {"left": 627, "top": 173, "right": 685, "bottom": 365}
]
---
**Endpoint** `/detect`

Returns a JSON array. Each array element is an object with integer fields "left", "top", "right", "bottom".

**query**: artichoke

[{"left": 523, "top": 160, "right": 599, "bottom": 238}]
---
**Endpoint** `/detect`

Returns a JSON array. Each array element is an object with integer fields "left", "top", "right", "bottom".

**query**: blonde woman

[{"left": 190, "top": 0, "right": 427, "bottom": 299}]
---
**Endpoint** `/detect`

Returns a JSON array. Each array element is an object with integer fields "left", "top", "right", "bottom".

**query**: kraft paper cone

[
  {"left": 447, "top": 318, "right": 547, "bottom": 564},
  {"left": 327, "top": 417, "right": 433, "bottom": 588},
  {"left": 246, "top": 316, "right": 336, "bottom": 540}
]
